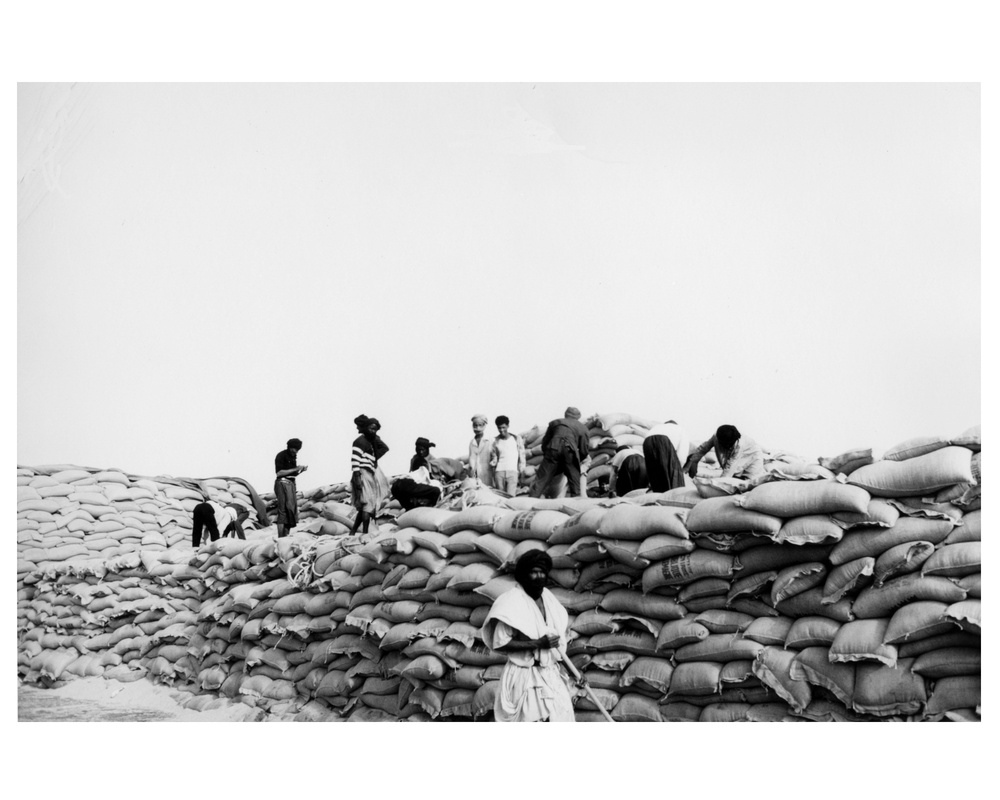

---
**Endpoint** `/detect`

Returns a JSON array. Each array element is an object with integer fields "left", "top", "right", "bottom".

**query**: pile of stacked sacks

[{"left": 15, "top": 421, "right": 980, "bottom": 721}]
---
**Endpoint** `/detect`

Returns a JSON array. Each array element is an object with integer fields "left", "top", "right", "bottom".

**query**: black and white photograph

[{"left": 10, "top": 2, "right": 992, "bottom": 795}]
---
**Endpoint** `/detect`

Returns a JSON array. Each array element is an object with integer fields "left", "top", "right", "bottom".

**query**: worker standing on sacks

[
  {"left": 274, "top": 438, "right": 307, "bottom": 538},
  {"left": 467, "top": 414, "right": 494, "bottom": 487},
  {"left": 350, "top": 415, "right": 390, "bottom": 535},
  {"left": 529, "top": 406, "right": 590, "bottom": 498},
  {"left": 481, "top": 550, "right": 576, "bottom": 722},
  {"left": 685, "top": 423, "right": 765, "bottom": 481},
  {"left": 489, "top": 415, "right": 526, "bottom": 496}
]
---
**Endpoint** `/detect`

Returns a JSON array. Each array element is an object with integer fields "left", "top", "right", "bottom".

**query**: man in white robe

[{"left": 481, "top": 551, "right": 576, "bottom": 722}]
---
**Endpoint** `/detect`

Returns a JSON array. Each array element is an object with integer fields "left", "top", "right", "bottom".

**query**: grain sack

[
  {"left": 851, "top": 659, "right": 927, "bottom": 717},
  {"left": 547, "top": 508, "right": 610, "bottom": 545},
  {"left": 852, "top": 574, "right": 967, "bottom": 619},
  {"left": 742, "top": 616, "right": 793, "bottom": 647},
  {"left": 610, "top": 693, "right": 663, "bottom": 722},
  {"left": 924, "top": 676, "right": 981, "bottom": 718},
  {"left": 735, "top": 543, "right": 834, "bottom": 575},
  {"left": 409, "top": 530, "right": 451, "bottom": 558},
  {"left": 673, "top": 635, "right": 764, "bottom": 664},
  {"left": 636, "top": 534, "right": 696, "bottom": 561},
  {"left": 776, "top": 588, "right": 854, "bottom": 623},
  {"left": 602, "top": 540, "right": 651, "bottom": 570},
  {"left": 694, "top": 610, "right": 754, "bottom": 635},
  {"left": 770, "top": 563, "right": 827, "bottom": 605},
  {"left": 595, "top": 504, "right": 690, "bottom": 541},
  {"left": 789, "top": 647, "right": 856, "bottom": 707},
  {"left": 738, "top": 480, "right": 870, "bottom": 517},
  {"left": 775, "top": 515, "right": 845, "bottom": 545},
  {"left": 920, "top": 542, "right": 981, "bottom": 578},
  {"left": 588, "top": 630, "right": 658, "bottom": 656},
  {"left": 784, "top": 616, "right": 843, "bottom": 649},
  {"left": 726, "top": 570, "right": 777, "bottom": 604},
  {"left": 642, "top": 551, "right": 735, "bottom": 592},
  {"left": 471, "top": 533, "right": 515, "bottom": 567},
  {"left": 394, "top": 507, "right": 456, "bottom": 532},
  {"left": 832, "top": 498, "right": 900, "bottom": 530},
  {"left": 751, "top": 647, "right": 812, "bottom": 713},
  {"left": 818, "top": 447, "right": 873, "bottom": 476},
  {"left": 437, "top": 506, "right": 508, "bottom": 535},
  {"left": 655, "top": 617, "right": 710, "bottom": 651},
  {"left": 659, "top": 702, "right": 703, "bottom": 721},
  {"left": 596, "top": 589, "right": 686, "bottom": 621},
  {"left": 493, "top": 510, "right": 570, "bottom": 542},
  {"left": 442, "top": 530, "right": 482, "bottom": 554},
  {"left": 678, "top": 578, "right": 729, "bottom": 604},
  {"left": 684, "top": 496, "right": 782, "bottom": 536},
  {"left": 829, "top": 517, "right": 955, "bottom": 565},
  {"left": 882, "top": 435, "right": 951, "bottom": 462},
  {"left": 447, "top": 563, "right": 498, "bottom": 592},
  {"left": 847, "top": 446, "right": 973, "bottom": 498},
  {"left": 873, "top": 541, "right": 935, "bottom": 586},
  {"left": 958, "top": 574, "right": 981, "bottom": 599},
  {"left": 829, "top": 619, "right": 897, "bottom": 666},
  {"left": 668, "top": 662, "right": 722, "bottom": 696},
  {"left": 943, "top": 599, "right": 981, "bottom": 634},
  {"left": 911, "top": 648, "right": 981, "bottom": 680}
]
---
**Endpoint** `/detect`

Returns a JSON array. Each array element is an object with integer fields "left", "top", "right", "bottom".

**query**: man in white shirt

[
  {"left": 685, "top": 424, "right": 765, "bottom": 481},
  {"left": 489, "top": 415, "right": 526, "bottom": 496},
  {"left": 468, "top": 414, "right": 494, "bottom": 486}
]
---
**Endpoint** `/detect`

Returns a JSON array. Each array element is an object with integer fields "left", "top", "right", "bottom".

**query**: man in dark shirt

[
  {"left": 274, "top": 437, "right": 307, "bottom": 538},
  {"left": 410, "top": 437, "right": 436, "bottom": 472},
  {"left": 529, "top": 406, "right": 591, "bottom": 498}
]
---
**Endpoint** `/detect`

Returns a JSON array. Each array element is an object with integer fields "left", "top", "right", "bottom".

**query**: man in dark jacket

[{"left": 529, "top": 406, "right": 591, "bottom": 498}]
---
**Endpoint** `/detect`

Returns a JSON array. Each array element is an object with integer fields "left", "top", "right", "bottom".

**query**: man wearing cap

[
  {"left": 411, "top": 437, "right": 436, "bottom": 472},
  {"left": 529, "top": 407, "right": 591, "bottom": 498},
  {"left": 468, "top": 414, "right": 494, "bottom": 487},
  {"left": 684, "top": 424, "right": 765, "bottom": 481},
  {"left": 274, "top": 438, "right": 307, "bottom": 538},
  {"left": 489, "top": 415, "right": 526, "bottom": 496},
  {"left": 481, "top": 551, "right": 576, "bottom": 722},
  {"left": 192, "top": 501, "right": 251, "bottom": 548}
]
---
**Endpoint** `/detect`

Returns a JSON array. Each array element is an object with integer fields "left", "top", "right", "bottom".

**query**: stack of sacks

[
  {"left": 15, "top": 422, "right": 981, "bottom": 722},
  {"left": 17, "top": 466, "right": 267, "bottom": 692}
]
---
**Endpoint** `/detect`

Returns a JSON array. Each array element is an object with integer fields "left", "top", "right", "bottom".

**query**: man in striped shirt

[{"left": 351, "top": 415, "right": 390, "bottom": 535}]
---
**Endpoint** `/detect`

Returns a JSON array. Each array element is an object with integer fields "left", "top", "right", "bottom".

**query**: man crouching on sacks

[{"left": 481, "top": 551, "right": 577, "bottom": 722}]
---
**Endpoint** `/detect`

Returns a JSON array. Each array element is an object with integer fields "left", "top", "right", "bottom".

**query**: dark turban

[
  {"left": 354, "top": 414, "right": 371, "bottom": 432},
  {"left": 287, "top": 438, "right": 302, "bottom": 450},
  {"left": 514, "top": 549, "right": 553, "bottom": 599}
]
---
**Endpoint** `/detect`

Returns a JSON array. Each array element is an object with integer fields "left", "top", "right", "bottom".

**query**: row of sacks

[
  {"left": 14, "top": 422, "right": 981, "bottom": 720},
  {"left": 16, "top": 466, "right": 269, "bottom": 584}
]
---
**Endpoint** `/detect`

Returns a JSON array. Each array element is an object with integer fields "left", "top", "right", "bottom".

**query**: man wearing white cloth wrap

[{"left": 481, "top": 550, "right": 576, "bottom": 722}]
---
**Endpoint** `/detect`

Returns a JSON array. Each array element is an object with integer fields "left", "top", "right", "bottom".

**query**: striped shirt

[{"left": 352, "top": 434, "right": 388, "bottom": 474}]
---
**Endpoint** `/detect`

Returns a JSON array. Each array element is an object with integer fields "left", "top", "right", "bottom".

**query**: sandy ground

[{"left": 18, "top": 676, "right": 262, "bottom": 722}]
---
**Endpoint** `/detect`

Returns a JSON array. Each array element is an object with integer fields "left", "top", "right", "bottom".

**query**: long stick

[{"left": 560, "top": 652, "right": 616, "bottom": 723}]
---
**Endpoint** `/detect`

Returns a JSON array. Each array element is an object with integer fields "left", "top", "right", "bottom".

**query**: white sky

[
  {"left": 7, "top": 0, "right": 994, "bottom": 786},
  {"left": 17, "top": 81, "right": 980, "bottom": 489}
]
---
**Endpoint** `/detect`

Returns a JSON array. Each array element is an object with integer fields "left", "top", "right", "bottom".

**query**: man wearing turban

[{"left": 481, "top": 550, "right": 576, "bottom": 722}]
